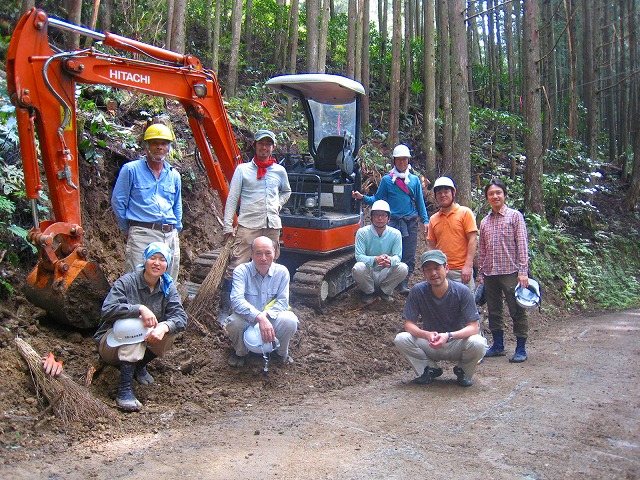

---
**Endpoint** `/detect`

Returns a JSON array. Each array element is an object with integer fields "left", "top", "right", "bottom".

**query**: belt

[{"left": 129, "top": 220, "right": 174, "bottom": 232}]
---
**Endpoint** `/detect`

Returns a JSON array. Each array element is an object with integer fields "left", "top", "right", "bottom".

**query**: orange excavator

[
  {"left": 6, "top": 8, "right": 241, "bottom": 328},
  {"left": 7, "top": 9, "right": 365, "bottom": 328}
]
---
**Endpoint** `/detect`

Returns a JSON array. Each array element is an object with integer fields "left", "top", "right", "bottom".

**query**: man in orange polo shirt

[{"left": 426, "top": 177, "right": 478, "bottom": 291}]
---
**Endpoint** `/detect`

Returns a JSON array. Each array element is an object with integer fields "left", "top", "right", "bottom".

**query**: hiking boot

[
  {"left": 453, "top": 366, "right": 474, "bottom": 387},
  {"left": 411, "top": 367, "right": 443, "bottom": 385},
  {"left": 228, "top": 353, "right": 246, "bottom": 367}
]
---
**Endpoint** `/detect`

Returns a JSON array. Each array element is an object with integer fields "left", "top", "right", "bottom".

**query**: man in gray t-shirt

[{"left": 394, "top": 250, "right": 487, "bottom": 386}]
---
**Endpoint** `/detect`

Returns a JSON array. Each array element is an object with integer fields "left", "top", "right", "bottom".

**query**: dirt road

[{"left": 4, "top": 309, "right": 639, "bottom": 479}]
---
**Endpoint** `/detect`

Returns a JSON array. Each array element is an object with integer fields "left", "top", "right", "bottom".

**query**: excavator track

[{"left": 289, "top": 250, "right": 356, "bottom": 311}]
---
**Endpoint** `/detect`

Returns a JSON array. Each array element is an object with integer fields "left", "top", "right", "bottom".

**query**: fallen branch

[{"left": 15, "top": 337, "right": 115, "bottom": 424}]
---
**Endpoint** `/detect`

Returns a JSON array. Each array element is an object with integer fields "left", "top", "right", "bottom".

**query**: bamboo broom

[
  {"left": 15, "top": 337, "right": 114, "bottom": 424},
  {"left": 187, "top": 237, "right": 234, "bottom": 324}
]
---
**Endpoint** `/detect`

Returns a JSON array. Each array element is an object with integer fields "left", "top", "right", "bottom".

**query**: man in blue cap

[{"left": 394, "top": 250, "right": 486, "bottom": 387}]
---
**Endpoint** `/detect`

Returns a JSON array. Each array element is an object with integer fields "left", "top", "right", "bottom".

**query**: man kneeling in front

[{"left": 394, "top": 250, "right": 487, "bottom": 386}]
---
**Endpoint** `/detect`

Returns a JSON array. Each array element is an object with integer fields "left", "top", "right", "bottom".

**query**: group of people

[
  {"left": 47, "top": 123, "right": 531, "bottom": 411},
  {"left": 351, "top": 146, "right": 531, "bottom": 387}
]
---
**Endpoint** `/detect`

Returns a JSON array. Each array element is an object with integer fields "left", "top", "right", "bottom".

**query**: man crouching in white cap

[{"left": 94, "top": 242, "right": 187, "bottom": 411}]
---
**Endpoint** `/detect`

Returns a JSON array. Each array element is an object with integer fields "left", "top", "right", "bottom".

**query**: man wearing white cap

[
  {"left": 352, "top": 144, "right": 429, "bottom": 294},
  {"left": 94, "top": 242, "right": 187, "bottom": 411},
  {"left": 219, "top": 129, "right": 292, "bottom": 324}
]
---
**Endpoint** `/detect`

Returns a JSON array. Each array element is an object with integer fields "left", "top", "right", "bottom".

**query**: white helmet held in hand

[
  {"left": 515, "top": 278, "right": 541, "bottom": 308},
  {"left": 243, "top": 323, "right": 280, "bottom": 354},
  {"left": 106, "top": 318, "right": 154, "bottom": 347}
]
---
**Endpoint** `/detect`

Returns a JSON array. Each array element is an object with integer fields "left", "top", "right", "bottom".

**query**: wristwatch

[{"left": 447, "top": 332, "right": 454, "bottom": 342}]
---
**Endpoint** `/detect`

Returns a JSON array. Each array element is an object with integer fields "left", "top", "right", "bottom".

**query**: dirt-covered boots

[
  {"left": 116, "top": 362, "right": 142, "bottom": 412},
  {"left": 509, "top": 337, "right": 528, "bottom": 363},
  {"left": 135, "top": 349, "right": 157, "bottom": 385},
  {"left": 485, "top": 330, "right": 506, "bottom": 357}
]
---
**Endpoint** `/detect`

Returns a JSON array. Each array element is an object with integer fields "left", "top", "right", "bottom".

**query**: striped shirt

[{"left": 478, "top": 205, "right": 529, "bottom": 277}]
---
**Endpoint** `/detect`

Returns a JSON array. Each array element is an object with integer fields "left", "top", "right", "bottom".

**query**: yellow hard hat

[{"left": 143, "top": 124, "right": 174, "bottom": 142}]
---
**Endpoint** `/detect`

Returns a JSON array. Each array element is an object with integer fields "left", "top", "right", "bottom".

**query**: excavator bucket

[{"left": 24, "top": 257, "right": 111, "bottom": 330}]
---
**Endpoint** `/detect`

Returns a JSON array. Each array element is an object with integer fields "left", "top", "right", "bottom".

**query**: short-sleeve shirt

[
  {"left": 426, "top": 203, "right": 478, "bottom": 270},
  {"left": 402, "top": 280, "right": 479, "bottom": 332}
]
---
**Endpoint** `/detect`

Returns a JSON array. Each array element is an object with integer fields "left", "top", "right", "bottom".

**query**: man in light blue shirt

[
  {"left": 352, "top": 200, "right": 408, "bottom": 303},
  {"left": 352, "top": 144, "right": 429, "bottom": 294},
  {"left": 111, "top": 124, "right": 182, "bottom": 280},
  {"left": 224, "top": 236, "right": 298, "bottom": 368}
]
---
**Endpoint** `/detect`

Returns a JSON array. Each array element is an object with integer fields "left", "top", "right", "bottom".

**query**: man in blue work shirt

[
  {"left": 224, "top": 236, "right": 298, "bottom": 368},
  {"left": 352, "top": 200, "right": 408, "bottom": 303},
  {"left": 352, "top": 144, "right": 429, "bottom": 294},
  {"left": 111, "top": 123, "right": 182, "bottom": 280}
]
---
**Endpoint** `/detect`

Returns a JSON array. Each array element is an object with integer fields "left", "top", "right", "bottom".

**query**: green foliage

[{"left": 529, "top": 215, "right": 640, "bottom": 312}]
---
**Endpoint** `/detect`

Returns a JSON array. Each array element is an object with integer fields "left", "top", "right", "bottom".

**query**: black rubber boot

[
  {"left": 116, "top": 362, "right": 142, "bottom": 411},
  {"left": 485, "top": 330, "right": 506, "bottom": 357},
  {"left": 217, "top": 279, "right": 232, "bottom": 326},
  {"left": 135, "top": 349, "right": 157, "bottom": 385},
  {"left": 509, "top": 337, "right": 528, "bottom": 363},
  {"left": 399, "top": 278, "right": 410, "bottom": 295}
]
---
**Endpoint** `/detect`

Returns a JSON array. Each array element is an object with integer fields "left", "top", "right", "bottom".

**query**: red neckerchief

[
  {"left": 254, "top": 157, "right": 277, "bottom": 179},
  {"left": 389, "top": 171, "right": 410, "bottom": 194}
]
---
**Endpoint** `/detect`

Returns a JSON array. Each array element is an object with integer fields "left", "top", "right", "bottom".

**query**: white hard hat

[
  {"left": 515, "top": 278, "right": 541, "bottom": 308},
  {"left": 392, "top": 144, "right": 411, "bottom": 158},
  {"left": 371, "top": 199, "right": 391, "bottom": 214},
  {"left": 243, "top": 323, "right": 280, "bottom": 354},
  {"left": 106, "top": 318, "right": 153, "bottom": 347},
  {"left": 433, "top": 176, "right": 456, "bottom": 191}
]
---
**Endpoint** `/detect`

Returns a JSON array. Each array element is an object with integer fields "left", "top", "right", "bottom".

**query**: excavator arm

[{"left": 6, "top": 8, "right": 241, "bottom": 328}]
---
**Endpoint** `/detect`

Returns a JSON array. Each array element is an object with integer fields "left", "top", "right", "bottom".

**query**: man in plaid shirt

[{"left": 478, "top": 178, "right": 530, "bottom": 363}]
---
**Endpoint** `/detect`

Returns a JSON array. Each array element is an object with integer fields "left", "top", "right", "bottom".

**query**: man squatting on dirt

[
  {"left": 394, "top": 250, "right": 487, "bottom": 387},
  {"left": 224, "top": 236, "right": 299, "bottom": 368},
  {"left": 352, "top": 199, "right": 408, "bottom": 303},
  {"left": 94, "top": 242, "right": 188, "bottom": 411},
  {"left": 111, "top": 124, "right": 182, "bottom": 280}
]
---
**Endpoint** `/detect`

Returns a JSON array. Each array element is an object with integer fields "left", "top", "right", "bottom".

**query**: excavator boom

[{"left": 6, "top": 9, "right": 241, "bottom": 328}]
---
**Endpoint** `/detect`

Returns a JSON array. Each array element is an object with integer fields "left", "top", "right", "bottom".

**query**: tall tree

[
  {"left": 318, "top": 0, "right": 331, "bottom": 72},
  {"left": 211, "top": 0, "right": 222, "bottom": 72},
  {"left": 288, "top": 0, "right": 301, "bottom": 74},
  {"left": 361, "top": 0, "right": 371, "bottom": 128},
  {"left": 540, "top": 0, "right": 558, "bottom": 152},
  {"left": 423, "top": 0, "right": 437, "bottom": 182},
  {"left": 65, "top": 0, "right": 82, "bottom": 49},
  {"left": 438, "top": 0, "right": 453, "bottom": 173},
  {"left": 244, "top": 0, "right": 254, "bottom": 60},
  {"left": 378, "top": 0, "right": 389, "bottom": 90},
  {"left": 307, "top": 0, "right": 320, "bottom": 71},
  {"left": 564, "top": 0, "right": 578, "bottom": 138},
  {"left": 523, "top": 0, "right": 544, "bottom": 215},
  {"left": 346, "top": 0, "right": 357, "bottom": 77},
  {"left": 582, "top": 0, "right": 598, "bottom": 160},
  {"left": 226, "top": 0, "right": 244, "bottom": 96},
  {"left": 389, "top": 0, "right": 402, "bottom": 146},
  {"left": 447, "top": 0, "right": 471, "bottom": 206}
]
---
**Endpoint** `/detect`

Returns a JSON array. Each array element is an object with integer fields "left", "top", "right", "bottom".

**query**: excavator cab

[{"left": 266, "top": 74, "right": 365, "bottom": 309}]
